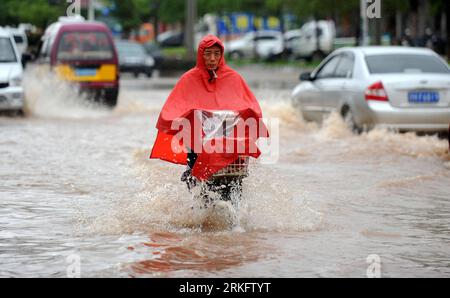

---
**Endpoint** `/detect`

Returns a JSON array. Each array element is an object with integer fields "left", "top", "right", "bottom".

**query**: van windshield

[
  {"left": 57, "top": 31, "right": 114, "bottom": 61},
  {"left": 0, "top": 38, "right": 17, "bottom": 63}
]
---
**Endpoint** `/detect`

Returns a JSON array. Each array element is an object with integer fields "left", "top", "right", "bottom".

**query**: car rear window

[
  {"left": 0, "top": 37, "right": 17, "bottom": 62},
  {"left": 365, "top": 54, "right": 450, "bottom": 74},
  {"left": 117, "top": 43, "right": 146, "bottom": 56},
  {"left": 57, "top": 31, "right": 114, "bottom": 61}
]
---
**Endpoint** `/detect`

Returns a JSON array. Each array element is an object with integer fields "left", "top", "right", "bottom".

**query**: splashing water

[
  {"left": 88, "top": 147, "right": 324, "bottom": 235},
  {"left": 316, "top": 112, "right": 354, "bottom": 140},
  {"left": 289, "top": 110, "right": 449, "bottom": 161},
  {"left": 23, "top": 65, "right": 110, "bottom": 119},
  {"left": 2, "top": 74, "right": 450, "bottom": 278}
]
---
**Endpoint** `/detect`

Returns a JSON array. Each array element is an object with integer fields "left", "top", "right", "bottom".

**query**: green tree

[
  {"left": 158, "top": 0, "right": 185, "bottom": 24},
  {"left": 108, "top": 0, "right": 185, "bottom": 34},
  {"left": 0, "top": 0, "right": 66, "bottom": 28}
]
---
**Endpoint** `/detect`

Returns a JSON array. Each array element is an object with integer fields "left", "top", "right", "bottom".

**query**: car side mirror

[{"left": 300, "top": 72, "right": 313, "bottom": 81}]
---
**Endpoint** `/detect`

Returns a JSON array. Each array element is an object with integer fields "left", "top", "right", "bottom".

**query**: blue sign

[{"left": 216, "top": 13, "right": 292, "bottom": 36}]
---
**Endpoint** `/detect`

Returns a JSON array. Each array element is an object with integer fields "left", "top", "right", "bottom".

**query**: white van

[
  {"left": 0, "top": 27, "right": 24, "bottom": 113},
  {"left": 38, "top": 15, "right": 86, "bottom": 64},
  {"left": 4, "top": 27, "right": 28, "bottom": 57},
  {"left": 286, "top": 20, "right": 336, "bottom": 61},
  {"left": 225, "top": 30, "right": 284, "bottom": 60}
]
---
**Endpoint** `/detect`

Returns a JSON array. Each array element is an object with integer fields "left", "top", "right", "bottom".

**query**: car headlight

[
  {"left": 144, "top": 56, "right": 155, "bottom": 67},
  {"left": 10, "top": 76, "right": 23, "bottom": 87}
]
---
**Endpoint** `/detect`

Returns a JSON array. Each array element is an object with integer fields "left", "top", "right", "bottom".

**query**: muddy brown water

[{"left": 0, "top": 67, "right": 449, "bottom": 277}]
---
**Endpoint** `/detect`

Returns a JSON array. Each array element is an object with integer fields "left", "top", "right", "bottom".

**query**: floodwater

[{"left": 0, "top": 66, "right": 449, "bottom": 277}]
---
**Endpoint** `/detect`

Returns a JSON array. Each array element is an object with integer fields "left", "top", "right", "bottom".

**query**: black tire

[
  {"left": 0, "top": 109, "right": 24, "bottom": 117},
  {"left": 146, "top": 70, "right": 153, "bottom": 78},
  {"left": 199, "top": 177, "right": 243, "bottom": 207},
  {"left": 15, "top": 109, "right": 25, "bottom": 117},
  {"left": 304, "top": 55, "right": 313, "bottom": 63},
  {"left": 103, "top": 88, "right": 119, "bottom": 108},
  {"left": 341, "top": 106, "right": 362, "bottom": 134}
]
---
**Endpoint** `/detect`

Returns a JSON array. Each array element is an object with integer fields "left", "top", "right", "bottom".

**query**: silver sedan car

[{"left": 292, "top": 46, "right": 450, "bottom": 132}]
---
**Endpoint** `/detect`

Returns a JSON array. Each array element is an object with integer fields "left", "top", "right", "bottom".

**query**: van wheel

[
  {"left": 0, "top": 109, "right": 24, "bottom": 117},
  {"left": 16, "top": 109, "right": 25, "bottom": 117},
  {"left": 104, "top": 89, "right": 119, "bottom": 108}
]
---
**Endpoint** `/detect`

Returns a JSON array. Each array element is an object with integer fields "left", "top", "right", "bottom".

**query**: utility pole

[
  {"left": 445, "top": 0, "right": 449, "bottom": 58},
  {"left": 185, "top": 0, "right": 197, "bottom": 61},
  {"left": 314, "top": 14, "right": 320, "bottom": 55},
  {"left": 152, "top": 0, "right": 161, "bottom": 40},
  {"left": 360, "top": 0, "right": 369, "bottom": 46},
  {"left": 88, "top": 0, "right": 95, "bottom": 21}
]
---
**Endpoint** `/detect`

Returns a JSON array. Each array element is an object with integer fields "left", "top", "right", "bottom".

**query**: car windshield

[
  {"left": 56, "top": 31, "right": 114, "bottom": 61},
  {"left": 117, "top": 42, "right": 146, "bottom": 57},
  {"left": 0, "top": 37, "right": 17, "bottom": 62},
  {"left": 365, "top": 54, "right": 450, "bottom": 74}
]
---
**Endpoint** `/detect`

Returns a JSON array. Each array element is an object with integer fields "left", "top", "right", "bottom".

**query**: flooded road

[{"left": 1, "top": 66, "right": 449, "bottom": 277}]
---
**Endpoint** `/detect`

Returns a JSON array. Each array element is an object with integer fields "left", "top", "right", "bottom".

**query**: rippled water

[{"left": 0, "top": 66, "right": 449, "bottom": 277}]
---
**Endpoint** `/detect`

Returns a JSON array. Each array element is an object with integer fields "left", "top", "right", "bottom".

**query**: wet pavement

[{"left": 0, "top": 65, "right": 449, "bottom": 277}]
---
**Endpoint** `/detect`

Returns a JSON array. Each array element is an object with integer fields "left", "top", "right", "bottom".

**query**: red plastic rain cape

[{"left": 150, "top": 35, "right": 268, "bottom": 180}]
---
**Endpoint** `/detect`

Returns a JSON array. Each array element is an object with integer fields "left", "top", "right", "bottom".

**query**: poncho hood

[{"left": 195, "top": 34, "right": 226, "bottom": 71}]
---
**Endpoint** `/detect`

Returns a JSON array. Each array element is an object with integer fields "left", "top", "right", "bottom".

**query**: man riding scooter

[{"left": 150, "top": 35, "right": 268, "bottom": 206}]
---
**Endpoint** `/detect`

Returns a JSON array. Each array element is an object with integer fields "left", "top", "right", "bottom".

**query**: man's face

[{"left": 203, "top": 45, "right": 222, "bottom": 70}]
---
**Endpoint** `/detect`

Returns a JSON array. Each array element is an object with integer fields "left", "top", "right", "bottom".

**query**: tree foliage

[
  {"left": 1, "top": 0, "right": 448, "bottom": 39},
  {"left": 0, "top": 0, "right": 66, "bottom": 28}
]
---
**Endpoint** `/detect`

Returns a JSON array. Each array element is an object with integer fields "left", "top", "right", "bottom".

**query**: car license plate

[
  {"left": 408, "top": 91, "right": 439, "bottom": 103},
  {"left": 75, "top": 68, "right": 97, "bottom": 77}
]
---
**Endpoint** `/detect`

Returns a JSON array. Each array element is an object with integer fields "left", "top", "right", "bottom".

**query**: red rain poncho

[{"left": 150, "top": 35, "right": 268, "bottom": 180}]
